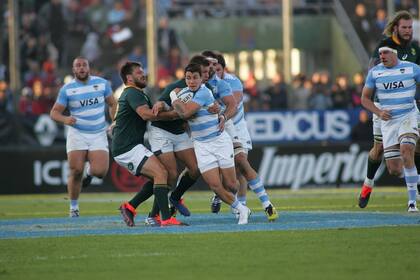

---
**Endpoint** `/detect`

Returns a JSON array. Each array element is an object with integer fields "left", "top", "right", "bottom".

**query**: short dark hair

[
  {"left": 201, "top": 50, "right": 217, "bottom": 59},
  {"left": 120, "top": 61, "right": 142, "bottom": 84},
  {"left": 215, "top": 53, "right": 226, "bottom": 68},
  {"left": 184, "top": 63, "right": 202, "bottom": 76},
  {"left": 189, "top": 55, "right": 210, "bottom": 67}
]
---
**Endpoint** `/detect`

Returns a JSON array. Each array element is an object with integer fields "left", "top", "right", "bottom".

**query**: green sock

[
  {"left": 366, "top": 157, "right": 382, "bottom": 180},
  {"left": 170, "top": 172, "right": 196, "bottom": 201},
  {"left": 415, "top": 153, "right": 420, "bottom": 176},
  {"left": 153, "top": 184, "right": 171, "bottom": 220},
  {"left": 149, "top": 197, "right": 160, "bottom": 217},
  {"left": 128, "top": 181, "right": 154, "bottom": 209}
]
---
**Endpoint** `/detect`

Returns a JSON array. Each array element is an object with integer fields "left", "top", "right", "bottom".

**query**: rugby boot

[
  {"left": 211, "top": 194, "right": 222, "bottom": 213},
  {"left": 358, "top": 184, "right": 372, "bottom": 208},
  {"left": 161, "top": 217, "right": 189, "bottom": 226},
  {"left": 169, "top": 197, "right": 191, "bottom": 216},
  {"left": 264, "top": 204, "right": 278, "bottom": 222},
  {"left": 119, "top": 202, "right": 136, "bottom": 227}
]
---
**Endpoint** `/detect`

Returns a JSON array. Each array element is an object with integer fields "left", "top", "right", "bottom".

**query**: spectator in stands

[
  {"left": 157, "top": 16, "right": 180, "bottom": 60},
  {"left": 352, "top": 3, "right": 374, "bottom": 52},
  {"left": 308, "top": 72, "right": 332, "bottom": 110},
  {"left": 264, "top": 73, "right": 288, "bottom": 110},
  {"left": 330, "top": 74, "right": 352, "bottom": 109},
  {"left": 350, "top": 72, "right": 364, "bottom": 108},
  {"left": 64, "top": 0, "right": 89, "bottom": 66},
  {"left": 81, "top": 32, "right": 102, "bottom": 64},
  {"left": 107, "top": 1, "right": 127, "bottom": 25},
  {"left": 127, "top": 45, "right": 148, "bottom": 72},
  {"left": 350, "top": 109, "right": 373, "bottom": 142},
  {"left": 0, "top": 80, "right": 13, "bottom": 113},
  {"left": 85, "top": 0, "right": 109, "bottom": 33},
  {"left": 38, "top": 0, "right": 68, "bottom": 66},
  {"left": 289, "top": 74, "right": 310, "bottom": 110}
]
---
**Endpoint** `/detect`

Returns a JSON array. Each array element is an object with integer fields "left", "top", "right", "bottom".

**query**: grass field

[{"left": 1, "top": 188, "right": 419, "bottom": 280}]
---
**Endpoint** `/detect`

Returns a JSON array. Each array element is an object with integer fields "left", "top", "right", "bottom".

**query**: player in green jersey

[{"left": 112, "top": 61, "right": 186, "bottom": 227}]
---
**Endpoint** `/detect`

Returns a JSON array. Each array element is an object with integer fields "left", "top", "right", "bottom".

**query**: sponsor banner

[
  {"left": 246, "top": 109, "right": 361, "bottom": 143},
  {"left": 248, "top": 143, "right": 400, "bottom": 189},
  {"left": 0, "top": 144, "right": 400, "bottom": 194},
  {"left": 0, "top": 147, "right": 149, "bottom": 194}
]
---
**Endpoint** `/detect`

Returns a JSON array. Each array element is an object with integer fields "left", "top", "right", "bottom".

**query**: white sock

[{"left": 70, "top": 200, "right": 79, "bottom": 210}]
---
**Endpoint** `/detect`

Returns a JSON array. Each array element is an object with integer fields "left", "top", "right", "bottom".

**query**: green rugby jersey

[
  {"left": 151, "top": 79, "right": 187, "bottom": 135},
  {"left": 151, "top": 80, "right": 213, "bottom": 134},
  {"left": 112, "top": 86, "right": 152, "bottom": 157},
  {"left": 372, "top": 35, "right": 420, "bottom": 65}
]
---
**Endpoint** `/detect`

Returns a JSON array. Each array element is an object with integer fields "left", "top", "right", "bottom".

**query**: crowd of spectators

[
  {"left": 243, "top": 71, "right": 365, "bottom": 112},
  {"left": 1, "top": 0, "right": 410, "bottom": 146}
]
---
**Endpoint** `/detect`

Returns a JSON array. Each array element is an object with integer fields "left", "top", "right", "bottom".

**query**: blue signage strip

[{"left": 246, "top": 109, "right": 362, "bottom": 143}]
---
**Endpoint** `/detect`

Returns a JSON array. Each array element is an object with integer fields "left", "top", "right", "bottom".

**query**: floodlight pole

[
  {"left": 8, "top": 0, "right": 21, "bottom": 112},
  {"left": 146, "top": 0, "right": 157, "bottom": 87},
  {"left": 282, "top": 0, "right": 293, "bottom": 83}
]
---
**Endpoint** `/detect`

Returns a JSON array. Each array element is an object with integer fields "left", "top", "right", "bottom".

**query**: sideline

[{"left": 1, "top": 211, "right": 419, "bottom": 239}]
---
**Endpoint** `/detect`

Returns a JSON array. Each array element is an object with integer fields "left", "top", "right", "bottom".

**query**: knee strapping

[
  {"left": 384, "top": 148, "right": 401, "bottom": 160},
  {"left": 400, "top": 136, "right": 417, "bottom": 146}
]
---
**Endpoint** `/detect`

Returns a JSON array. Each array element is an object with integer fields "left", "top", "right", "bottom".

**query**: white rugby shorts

[
  {"left": 381, "top": 110, "right": 419, "bottom": 149},
  {"left": 113, "top": 144, "right": 153, "bottom": 176},
  {"left": 224, "top": 119, "right": 241, "bottom": 145},
  {"left": 234, "top": 118, "right": 252, "bottom": 151},
  {"left": 66, "top": 127, "right": 108, "bottom": 153},
  {"left": 194, "top": 131, "right": 235, "bottom": 173},
  {"left": 148, "top": 125, "right": 193, "bottom": 154}
]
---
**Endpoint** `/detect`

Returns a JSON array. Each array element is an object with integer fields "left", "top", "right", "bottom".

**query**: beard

[
  {"left": 134, "top": 79, "right": 147, "bottom": 89},
  {"left": 398, "top": 33, "right": 412, "bottom": 45},
  {"left": 75, "top": 72, "right": 89, "bottom": 82}
]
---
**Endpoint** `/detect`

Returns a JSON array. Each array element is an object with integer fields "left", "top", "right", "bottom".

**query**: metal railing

[{"left": 332, "top": 0, "right": 370, "bottom": 69}]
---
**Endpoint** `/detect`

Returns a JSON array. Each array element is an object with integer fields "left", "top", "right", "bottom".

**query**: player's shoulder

[
  {"left": 223, "top": 72, "right": 236, "bottom": 80},
  {"left": 89, "top": 75, "right": 109, "bottom": 84},
  {"left": 60, "top": 79, "right": 78, "bottom": 91},
  {"left": 165, "top": 79, "right": 186, "bottom": 92},
  {"left": 377, "top": 36, "right": 397, "bottom": 48}
]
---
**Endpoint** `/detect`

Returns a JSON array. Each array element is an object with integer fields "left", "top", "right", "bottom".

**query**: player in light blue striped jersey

[
  {"left": 214, "top": 52, "right": 278, "bottom": 221},
  {"left": 50, "top": 57, "right": 117, "bottom": 217},
  {"left": 362, "top": 46, "right": 420, "bottom": 212},
  {"left": 171, "top": 63, "right": 251, "bottom": 224}
]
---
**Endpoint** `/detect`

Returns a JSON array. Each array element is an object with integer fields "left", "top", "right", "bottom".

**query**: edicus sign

[{"left": 246, "top": 110, "right": 359, "bottom": 143}]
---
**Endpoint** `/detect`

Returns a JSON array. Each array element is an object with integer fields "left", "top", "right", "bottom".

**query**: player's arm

[
  {"left": 50, "top": 103, "right": 76, "bottom": 126},
  {"left": 105, "top": 95, "right": 117, "bottom": 121},
  {"left": 172, "top": 100, "right": 201, "bottom": 119},
  {"left": 136, "top": 104, "right": 177, "bottom": 121},
  {"left": 361, "top": 86, "right": 391, "bottom": 121},
  {"left": 221, "top": 95, "right": 237, "bottom": 120}
]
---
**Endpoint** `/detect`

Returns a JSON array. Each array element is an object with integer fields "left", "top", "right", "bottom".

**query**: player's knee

[
  {"left": 387, "top": 167, "right": 402, "bottom": 177},
  {"left": 69, "top": 168, "right": 84, "bottom": 179},
  {"left": 225, "top": 178, "right": 239, "bottom": 192},
  {"left": 188, "top": 167, "right": 200, "bottom": 180},
  {"left": 167, "top": 169, "right": 178, "bottom": 184},
  {"left": 369, "top": 144, "right": 384, "bottom": 160},
  {"left": 90, "top": 166, "right": 108, "bottom": 178}
]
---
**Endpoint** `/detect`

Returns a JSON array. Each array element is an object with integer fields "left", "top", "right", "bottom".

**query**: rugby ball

[{"left": 176, "top": 88, "right": 193, "bottom": 104}]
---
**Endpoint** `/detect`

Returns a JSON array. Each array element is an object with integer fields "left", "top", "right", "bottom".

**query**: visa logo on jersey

[
  {"left": 383, "top": 81, "right": 404, "bottom": 90},
  {"left": 80, "top": 97, "right": 99, "bottom": 106}
]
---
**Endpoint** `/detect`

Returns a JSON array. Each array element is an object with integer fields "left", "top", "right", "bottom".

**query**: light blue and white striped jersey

[
  {"left": 182, "top": 84, "right": 222, "bottom": 142},
  {"left": 207, "top": 74, "right": 233, "bottom": 112},
  {"left": 57, "top": 76, "right": 112, "bottom": 133},
  {"left": 365, "top": 60, "right": 420, "bottom": 119},
  {"left": 223, "top": 72, "right": 244, "bottom": 125}
]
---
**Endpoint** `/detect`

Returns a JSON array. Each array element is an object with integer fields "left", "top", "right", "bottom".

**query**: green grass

[{"left": 0, "top": 188, "right": 419, "bottom": 280}]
